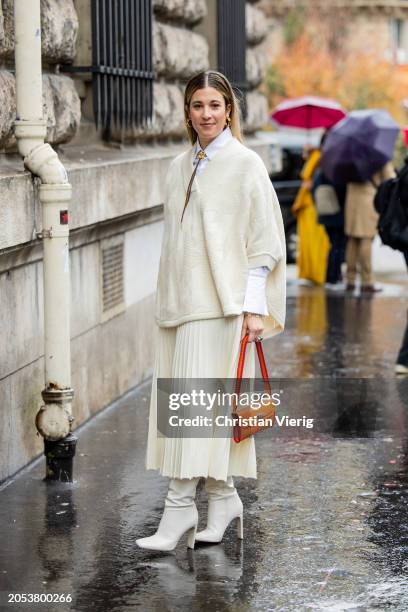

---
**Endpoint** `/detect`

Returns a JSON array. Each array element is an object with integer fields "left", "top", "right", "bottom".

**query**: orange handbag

[{"left": 232, "top": 334, "right": 276, "bottom": 443}]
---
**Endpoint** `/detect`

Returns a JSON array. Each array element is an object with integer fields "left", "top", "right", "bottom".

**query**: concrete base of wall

[{"left": 0, "top": 293, "right": 155, "bottom": 484}]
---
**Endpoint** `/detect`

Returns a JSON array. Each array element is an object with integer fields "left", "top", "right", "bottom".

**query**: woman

[
  {"left": 136, "top": 71, "right": 286, "bottom": 552},
  {"left": 292, "top": 146, "right": 330, "bottom": 285},
  {"left": 345, "top": 162, "right": 395, "bottom": 293}
]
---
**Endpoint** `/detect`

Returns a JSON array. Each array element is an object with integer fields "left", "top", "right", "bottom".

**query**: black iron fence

[
  {"left": 91, "top": 0, "right": 153, "bottom": 133},
  {"left": 217, "top": 0, "right": 248, "bottom": 119},
  {"left": 63, "top": 0, "right": 154, "bottom": 135}
]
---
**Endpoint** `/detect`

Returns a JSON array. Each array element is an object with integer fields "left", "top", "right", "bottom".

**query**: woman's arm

[
  {"left": 243, "top": 156, "right": 286, "bottom": 337},
  {"left": 240, "top": 266, "right": 269, "bottom": 342}
]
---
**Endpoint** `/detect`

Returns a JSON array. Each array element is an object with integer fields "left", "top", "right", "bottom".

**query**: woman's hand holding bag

[
  {"left": 232, "top": 334, "right": 276, "bottom": 443},
  {"left": 240, "top": 312, "right": 264, "bottom": 342}
]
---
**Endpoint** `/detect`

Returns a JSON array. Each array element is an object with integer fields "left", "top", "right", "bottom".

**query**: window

[{"left": 389, "top": 17, "right": 407, "bottom": 64}]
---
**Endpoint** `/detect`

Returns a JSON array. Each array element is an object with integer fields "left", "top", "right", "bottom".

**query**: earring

[
  {"left": 226, "top": 116, "right": 231, "bottom": 127},
  {"left": 186, "top": 118, "right": 192, "bottom": 127}
]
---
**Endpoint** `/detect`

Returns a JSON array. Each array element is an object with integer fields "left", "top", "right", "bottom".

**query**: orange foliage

[
  {"left": 267, "top": 30, "right": 408, "bottom": 124},
  {"left": 273, "top": 34, "right": 338, "bottom": 101}
]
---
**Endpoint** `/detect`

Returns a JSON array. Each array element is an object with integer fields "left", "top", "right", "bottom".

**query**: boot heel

[
  {"left": 236, "top": 514, "right": 243, "bottom": 540},
  {"left": 187, "top": 525, "right": 197, "bottom": 549}
]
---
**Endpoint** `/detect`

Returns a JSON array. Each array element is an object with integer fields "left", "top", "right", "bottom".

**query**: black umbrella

[{"left": 321, "top": 109, "right": 399, "bottom": 183}]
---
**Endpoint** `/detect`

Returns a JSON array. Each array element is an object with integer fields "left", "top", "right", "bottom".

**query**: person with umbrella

[
  {"left": 291, "top": 141, "right": 330, "bottom": 285},
  {"left": 321, "top": 110, "right": 399, "bottom": 293},
  {"left": 272, "top": 96, "right": 346, "bottom": 285},
  {"left": 312, "top": 130, "right": 347, "bottom": 287}
]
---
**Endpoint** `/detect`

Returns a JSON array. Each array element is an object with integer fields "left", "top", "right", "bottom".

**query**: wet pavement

[{"left": 1, "top": 274, "right": 408, "bottom": 612}]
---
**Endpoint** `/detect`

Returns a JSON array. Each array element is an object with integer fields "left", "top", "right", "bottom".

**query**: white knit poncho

[{"left": 155, "top": 137, "right": 286, "bottom": 335}]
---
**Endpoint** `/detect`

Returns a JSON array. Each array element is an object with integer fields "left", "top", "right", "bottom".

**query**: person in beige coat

[{"left": 345, "top": 162, "right": 395, "bottom": 292}]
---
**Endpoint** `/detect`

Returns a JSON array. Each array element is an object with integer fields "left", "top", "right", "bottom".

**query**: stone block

[
  {"left": 70, "top": 243, "right": 101, "bottom": 339},
  {"left": 0, "top": 0, "right": 14, "bottom": 58},
  {"left": 246, "top": 3, "right": 268, "bottom": 46},
  {"left": 1, "top": 241, "right": 101, "bottom": 379},
  {"left": 7, "top": 358, "right": 44, "bottom": 479},
  {"left": 0, "top": 261, "right": 44, "bottom": 380},
  {"left": 43, "top": 74, "right": 81, "bottom": 144},
  {"left": 41, "top": 0, "right": 78, "bottom": 63},
  {"left": 0, "top": 174, "right": 39, "bottom": 251},
  {"left": 0, "top": 76, "right": 80, "bottom": 150},
  {"left": 99, "top": 294, "right": 156, "bottom": 405},
  {"left": 0, "top": 4, "right": 4, "bottom": 45},
  {"left": 70, "top": 326, "right": 101, "bottom": 426},
  {"left": 129, "top": 82, "right": 185, "bottom": 140},
  {"left": 125, "top": 221, "right": 164, "bottom": 307},
  {"left": 244, "top": 90, "right": 268, "bottom": 133},
  {"left": 153, "top": 0, "right": 206, "bottom": 25},
  {"left": 246, "top": 46, "right": 268, "bottom": 88},
  {"left": 0, "top": 70, "right": 16, "bottom": 149},
  {"left": 0, "top": 0, "right": 78, "bottom": 63},
  {"left": 0, "top": 377, "right": 11, "bottom": 483},
  {"left": 153, "top": 22, "right": 209, "bottom": 79},
  {"left": 70, "top": 294, "right": 156, "bottom": 429}
]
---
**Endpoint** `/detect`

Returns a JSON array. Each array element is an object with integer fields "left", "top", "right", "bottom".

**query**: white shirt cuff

[{"left": 243, "top": 267, "right": 269, "bottom": 315}]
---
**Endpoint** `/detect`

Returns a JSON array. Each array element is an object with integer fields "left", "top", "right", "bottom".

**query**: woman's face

[{"left": 188, "top": 86, "right": 231, "bottom": 148}]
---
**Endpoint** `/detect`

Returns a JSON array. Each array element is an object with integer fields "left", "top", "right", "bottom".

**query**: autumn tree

[{"left": 263, "top": 5, "right": 408, "bottom": 123}]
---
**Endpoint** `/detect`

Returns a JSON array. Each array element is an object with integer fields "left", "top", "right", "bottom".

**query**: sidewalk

[{"left": 1, "top": 276, "right": 408, "bottom": 611}]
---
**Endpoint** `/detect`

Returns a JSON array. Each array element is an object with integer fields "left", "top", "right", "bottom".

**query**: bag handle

[{"left": 234, "top": 334, "right": 272, "bottom": 398}]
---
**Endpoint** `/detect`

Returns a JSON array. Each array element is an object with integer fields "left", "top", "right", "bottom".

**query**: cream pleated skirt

[{"left": 146, "top": 314, "right": 257, "bottom": 480}]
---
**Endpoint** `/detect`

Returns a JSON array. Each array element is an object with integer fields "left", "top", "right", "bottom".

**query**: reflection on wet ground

[{"left": 1, "top": 284, "right": 408, "bottom": 611}]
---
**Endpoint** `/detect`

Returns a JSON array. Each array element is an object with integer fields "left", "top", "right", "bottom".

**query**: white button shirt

[{"left": 193, "top": 128, "right": 269, "bottom": 316}]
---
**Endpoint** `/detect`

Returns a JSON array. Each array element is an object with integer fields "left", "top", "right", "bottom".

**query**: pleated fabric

[{"left": 146, "top": 315, "right": 257, "bottom": 480}]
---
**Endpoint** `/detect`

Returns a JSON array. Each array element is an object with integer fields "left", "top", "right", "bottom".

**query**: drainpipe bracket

[
  {"left": 36, "top": 228, "right": 53, "bottom": 240},
  {"left": 36, "top": 227, "right": 69, "bottom": 240}
]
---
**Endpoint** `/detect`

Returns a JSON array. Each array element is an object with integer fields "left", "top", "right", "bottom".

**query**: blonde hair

[{"left": 184, "top": 70, "right": 244, "bottom": 145}]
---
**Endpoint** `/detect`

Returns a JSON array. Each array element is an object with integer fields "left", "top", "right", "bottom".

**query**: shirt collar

[{"left": 194, "top": 127, "right": 233, "bottom": 161}]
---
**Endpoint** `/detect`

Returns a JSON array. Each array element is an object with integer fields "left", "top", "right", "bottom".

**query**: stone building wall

[
  {"left": 0, "top": 1, "right": 272, "bottom": 147},
  {"left": 0, "top": 0, "right": 81, "bottom": 150},
  {"left": 258, "top": 0, "right": 408, "bottom": 65},
  {"left": 245, "top": 1, "right": 269, "bottom": 131}
]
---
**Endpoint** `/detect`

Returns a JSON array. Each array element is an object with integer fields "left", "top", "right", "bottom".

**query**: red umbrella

[{"left": 271, "top": 96, "right": 346, "bottom": 130}]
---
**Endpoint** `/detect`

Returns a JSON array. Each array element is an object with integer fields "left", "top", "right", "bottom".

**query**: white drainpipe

[{"left": 13, "top": 0, "right": 75, "bottom": 466}]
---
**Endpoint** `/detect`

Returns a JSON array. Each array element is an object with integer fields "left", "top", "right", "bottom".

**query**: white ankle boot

[
  {"left": 195, "top": 477, "right": 243, "bottom": 544},
  {"left": 136, "top": 478, "right": 199, "bottom": 551}
]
